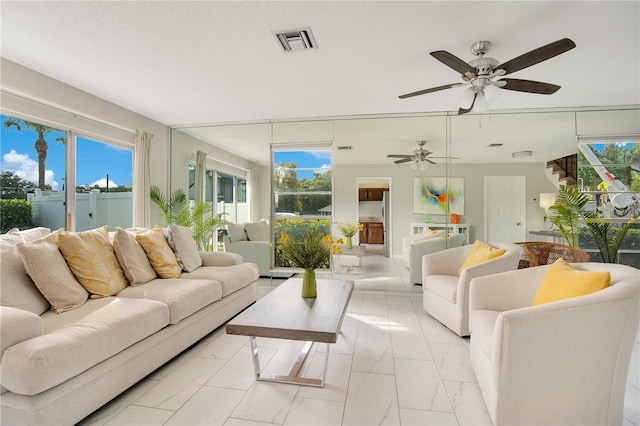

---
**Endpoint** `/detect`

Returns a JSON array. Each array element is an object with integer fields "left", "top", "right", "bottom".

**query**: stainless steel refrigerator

[{"left": 382, "top": 191, "right": 390, "bottom": 257}]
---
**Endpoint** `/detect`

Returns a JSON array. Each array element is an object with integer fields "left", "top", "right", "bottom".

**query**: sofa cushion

[
  {"left": 58, "top": 226, "right": 129, "bottom": 298},
  {"left": 112, "top": 227, "right": 157, "bottom": 285},
  {"left": 167, "top": 224, "right": 202, "bottom": 272},
  {"left": 533, "top": 258, "right": 611, "bottom": 306},
  {"left": 181, "top": 263, "right": 259, "bottom": 297},
  {"left": 135, "top": 226, "right": 182, "bottom": 278},
  {"left": 226, "top": 223, "right": 247, "bottom": 242},
  {"left": 470, "top": 309, "right": 500, "bottom": 359},
  {"left": 458, "top": 240, "right": 506, "bottom": 276},
  {"left": 15, "top": 230, "right": 89, "bottom": 313},
  {"left": 244, "top": 220, "right": 270, "bottom": 241},
  {"left": 1, "top": 296, "right": 169, "bottom": 396},
  {"left": 117, "top": 278, "right": 222, "bottom": 324},
  {"left": 0, "top": 228, "right": 50, "bottom": 315},
  {"left": 425, "top": 275, "right": 458, "bottom": 303}
]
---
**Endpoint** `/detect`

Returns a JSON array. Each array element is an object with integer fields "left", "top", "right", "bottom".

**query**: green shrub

[{"left": 1, "top": 199, "right": 33, "bottom": 233}]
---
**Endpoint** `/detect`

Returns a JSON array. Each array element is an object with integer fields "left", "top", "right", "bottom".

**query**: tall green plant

[
  {"left": 150, "top": 185, "right": 226, "bottom": 251},
  {"left": 547, "top": 185, "right": 638, "bottom": 262},
  {"left": 581, "top": 210, "right": 637, "bottom": 263},
  {"left": 547, "top": 186, "right": 590, "bottom": 247}
]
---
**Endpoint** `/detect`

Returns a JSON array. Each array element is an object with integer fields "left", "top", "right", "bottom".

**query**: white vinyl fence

[{"left": 28, "top": 189, "right": 132, "bottom": 231}]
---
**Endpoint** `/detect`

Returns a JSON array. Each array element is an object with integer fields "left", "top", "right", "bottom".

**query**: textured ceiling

[{"left": 2, "top": 1, "right": 639, "bottom": 166}]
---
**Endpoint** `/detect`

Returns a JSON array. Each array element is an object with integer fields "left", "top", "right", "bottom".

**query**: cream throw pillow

[
  {"left": 0, "top": 228, "right": 50, "bottom": 315},
  {"left": 135, "top": 226, "right": 182, "bottom": 278},
  {"left": 244, "top": 220, "right": 270, "bottom": 241},
  {"left": 113, "top": 227, "right": 157, "bottom": 285},
  {"left": 226, "top": 223, "right": 247, "bottom": 242},
  {"left": 15, "top": 230, "right": 89, "bottom": 313},
  {"left": 167, "top": 224, "right": 202, "bottom": 272},
  {"left": 58, "top": 225, "right": 129, "bottom": 298}
]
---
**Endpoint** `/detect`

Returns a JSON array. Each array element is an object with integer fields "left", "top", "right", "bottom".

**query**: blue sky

[
  {"left": 274, "top": 150, "right": 331, "bottom": 179},
  {"left": 1, "top": 115, "right": 132, "bottom": 190}
]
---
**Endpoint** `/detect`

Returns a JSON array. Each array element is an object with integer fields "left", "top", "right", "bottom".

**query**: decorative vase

[
  {"left": 346, "top": 236, "right": 353, "bottom": 249},
  {"left": 302, "top": 268, "right": 317, "bottom": 298},
  {"left": 450, "top": 213, "right": 460, "bottom": 224}
]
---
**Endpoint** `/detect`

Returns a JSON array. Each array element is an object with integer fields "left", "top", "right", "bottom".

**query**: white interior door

[{"left": 484, "top": 176, "right": 526, "bottom": 243}]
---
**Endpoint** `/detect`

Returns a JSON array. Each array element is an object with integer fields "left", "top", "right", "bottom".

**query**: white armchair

[
  {"left": 406, "top": 233, "right": 464, "bottom": 284},
  {"left": 421, "top": 242, "right": 522, "bottom": 336},
  {"left": 469, "top": 263, "right": 640, "bottom": 425}
]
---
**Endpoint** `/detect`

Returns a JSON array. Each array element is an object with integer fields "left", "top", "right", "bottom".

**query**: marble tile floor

[{"left": 79, "top": 252, "right": 640, "bottom": 426}]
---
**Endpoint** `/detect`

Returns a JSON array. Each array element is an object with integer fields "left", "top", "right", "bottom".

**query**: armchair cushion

[
  {"left": 244, "top": 219, "right": 269, "bottom": 241},
  {"left": 458, "top": 240, "right": 506, "bottom": 276},
  {"left": 533, "top": 258, "right": 610, "bottom": 306}
]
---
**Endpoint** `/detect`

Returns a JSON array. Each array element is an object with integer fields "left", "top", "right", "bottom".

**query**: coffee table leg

[{"left": 249, "top": 338, "right": 329, "bottom": 387}]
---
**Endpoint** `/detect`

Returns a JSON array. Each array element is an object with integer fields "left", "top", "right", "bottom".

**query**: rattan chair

[{"left": 515, "top": 241, "right": 591, "bottom": 268}]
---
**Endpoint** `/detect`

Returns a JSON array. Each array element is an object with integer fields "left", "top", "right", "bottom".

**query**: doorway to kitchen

[{"left": 356, "top": 177, "right": 392, "bottom": 257}]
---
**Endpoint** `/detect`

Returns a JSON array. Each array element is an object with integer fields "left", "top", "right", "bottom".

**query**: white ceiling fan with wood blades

[{"left": 387, "top": 140, "right": 450, "bottom": 169}]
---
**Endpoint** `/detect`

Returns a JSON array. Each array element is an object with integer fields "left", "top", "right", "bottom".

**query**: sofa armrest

[
  {"left": 199, "top": 251, "right": 243, "bottom": 267},
  {"left": 0, "top": 306, "right": 44, "bottom": 358}
]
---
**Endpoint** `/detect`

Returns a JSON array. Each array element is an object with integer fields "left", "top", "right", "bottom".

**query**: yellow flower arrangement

[
  {"left": 322, "top": 235, "right": 344, "bottom": 255},
  {"left": 276, "top": 230, "right": 331, "bottom": 269},
  {"left": 335, "top": 221, "right": 363, "bottom": 238}
]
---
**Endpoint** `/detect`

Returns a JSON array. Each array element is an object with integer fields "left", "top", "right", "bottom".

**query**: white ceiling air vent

[
  {"left": 337, "top": 146, "right": 352, "bottom": 150},
  {"left": 273, "top": 27, "right": 317, "bottom": 52}
]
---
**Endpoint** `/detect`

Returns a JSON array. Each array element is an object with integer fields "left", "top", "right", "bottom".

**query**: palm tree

[{"left": 3, "top": 118, "right": 65, "bottom": 190}]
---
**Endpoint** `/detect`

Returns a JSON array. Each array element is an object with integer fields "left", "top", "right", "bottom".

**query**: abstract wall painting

[{"left": 413, "top": 177, "right": 464, "bottom": 215}]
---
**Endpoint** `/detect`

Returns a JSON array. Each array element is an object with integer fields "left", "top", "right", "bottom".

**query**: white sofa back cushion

[
  {"left": 227, "top": 223, "right": 247, "bottom": 242},
  {"left": 0, "top": 228, "right": 50, "bottom": 315},
  {"left": 244, "top": 220, "right": 270, "bottom": 241}
]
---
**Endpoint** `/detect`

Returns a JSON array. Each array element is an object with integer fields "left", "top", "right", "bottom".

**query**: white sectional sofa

[{"left": 0, "top": 225, "right": 258, "bottom": 425}]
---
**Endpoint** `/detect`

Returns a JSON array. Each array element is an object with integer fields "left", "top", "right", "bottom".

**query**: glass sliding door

[
  {"left": 74, "top": 136, "right": 133, "bottom": 231},
  {"left": 1, "top": 114, "right": 67, "bottom": 231}
]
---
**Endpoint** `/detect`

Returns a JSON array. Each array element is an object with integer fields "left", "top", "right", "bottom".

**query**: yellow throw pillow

[
  {"left": 458, "top": 240, "right": 506, "bottom": 275},
  {"left": 58, "top": 225, "right": 128, "bottom": 298},
  {"left": 533, "top": 259, "right": 610, "bottom": 306},
  {"left": 135, "top": 226, "right": 182, "bottom": 278}
]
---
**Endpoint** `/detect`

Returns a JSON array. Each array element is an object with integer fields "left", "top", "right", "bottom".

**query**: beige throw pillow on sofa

[
  {"left": 113, "top": 227, "right": 157, "bottom": 285},
  {"left": 15, "top": 230, "right": 89, "bottom": 313},
  {"left": 226, "top": 223, "right": 247, "bottom": 243},
  {"left": 0, "top": 228, "right": 50, "bottom": 315},
  {"left": 135, "top": 226, "right": 182, "bottom": 278},
  {"left": 58, "top": 225, "right": 129, "bottom": 298},
  {"left": 167, "top": 224, "right": 202, "bottom": 272}
]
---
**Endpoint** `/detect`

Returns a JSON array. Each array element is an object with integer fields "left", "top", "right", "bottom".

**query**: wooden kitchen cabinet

[
  {"left": 358, "top": 188, "right": 384, "bottom": 201},
  {"left": 359, "top": 222, "right": 384, "bottom": 244}
]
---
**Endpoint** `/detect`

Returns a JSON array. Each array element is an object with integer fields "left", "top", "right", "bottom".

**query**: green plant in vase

[
  {"left": 275, "top": 230, "right": 330, "bottom": 298},
  {"left": 335, "top": 221, "right": 363, "bottom": 249},
  {"left": 547, "top": 186, "right": 589, "bottom": 247}
]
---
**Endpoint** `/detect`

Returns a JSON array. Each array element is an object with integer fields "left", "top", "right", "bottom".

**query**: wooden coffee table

[{"left": 226, "top": 277, "right": 353, "bottom": 387}]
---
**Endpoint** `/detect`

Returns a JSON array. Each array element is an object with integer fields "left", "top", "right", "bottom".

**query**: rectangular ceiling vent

[
  {"left": 273, "top": 27, "right": 317, "bottom": 52},
  {"left": 487, "top": 143, "right": 504, "bottom": 147},
  {"left": 337, "top": 145, "right": 353, "bottom": 150}
]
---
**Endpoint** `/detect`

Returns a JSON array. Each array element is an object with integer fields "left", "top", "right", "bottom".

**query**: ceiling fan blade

[
  {"left": 496, "top": 38, "right": 576, "bottom": 75},
  {"left": 398, "top": 83, "right": 462, "bottom": 99},
  {"left": 498, "top": 78, "right": 561, "bottom": 94},
  {"left": 430, "top": 51, "right": 476, "bottom": 75},
  {"left": 458, "top": 92, "right": 478, "bottom": 115},
  {"left": 425, "top": 158, "right": 437, "bottom": 165},
  {"left": 394, "top": 158, "right": 414, "bottom": 164},
  {"left": 387, "top": 154, "right": 413, "bottom": 158}
]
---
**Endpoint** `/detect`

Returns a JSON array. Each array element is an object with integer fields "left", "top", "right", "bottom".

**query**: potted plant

[
  {"left": 547, "top": 185, "right": 637, "bottom": 262},
  {"left": 275, "top": 230, "right": 331, "bottom": 297},
  {"left": 150, "top": 185, "right": 226, "bottom": 251}
]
